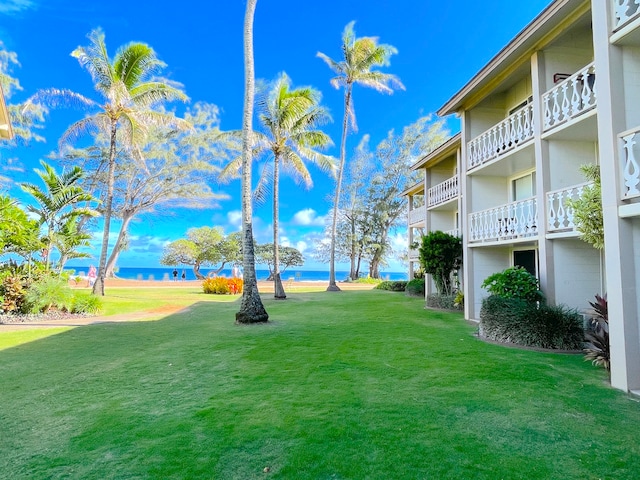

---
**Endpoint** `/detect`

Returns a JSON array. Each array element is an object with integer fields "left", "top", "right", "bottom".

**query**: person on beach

[
  {"left": 181, "top": 270, "right": 186, "bottom": 281},
  {"left": 88, "top": 265, "right": 97, "bottom": 287},
  {"left": 172, "top": 269, "right": 178, "bottom": 281}
]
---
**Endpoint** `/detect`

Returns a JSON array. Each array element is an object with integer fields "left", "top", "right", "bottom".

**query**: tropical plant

[
  {"left": 20, "top": 161, "right": 98, "bottom": 270},
  {"left": 0, "top": 275, "right": 27, "bottom": 314},
  {"left": 24, "top": 276, "right": 74, "bottom": 313},
  {"left": 405, "top": 278, "right": 425, "bottom": 297},
  {"left": 236, "top": 0, "right": 268, "bottom": 323},
  {"left": 52, "top": 216, "right": 93, "bottom": 272},
  {"left": 481, "top": 266, "right": 543, "bottom": 304},
  {"left": 419, "top": 231, "right": 462, "bottom": 295},
  {"left": 566, "top": 164, "right": 604, "bottom": 249},
  {"left": 71, "top": 293, "right": 103, "bottom": 314},
  {"left": 318, "top": 21, "right": 404, "bottom": 291},
  {"left": 375, "top": 280, "right": 407, "bottom": 292},
  {"left": 203, "top": 277, "right": 243, "bottom": 295},
  {"left": 24, "top": 28, "right": 190, "bottom": 295},
  {"left": 0, "top": 194, "right": 42, "bottom": 260},
  {"left": 584, "top": 293, "right": 610, "bottom": 373}
]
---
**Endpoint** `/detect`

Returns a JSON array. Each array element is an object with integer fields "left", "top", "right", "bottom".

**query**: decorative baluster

[
  {"left": 543, "top": 94, "right": 552, "bottom": 130},
  {"left": 548, "top": 192, "right": 557, "bottom": 230},
  {"left": 561, "top": 82, "right": 570, "bottom": 122},
  {"left": 523, "top": 105, "right": 531, "bottom": 138},
  {"left": 581, "top": 69, "right": 591, "bottom": 109},
  {"left": 570, "top": 77, "right": 581, "bottom": 116},
  {"left": 490, "top": 127, "right": 498, "bottom": 159},
  {"left": 509, "top": 115, "right": 518, "bottom": 147},
  {"left": 552, "top": 90, "right": 561, "bottom": 126},
  {"left": 527, "top": 199, "right": 536, "bottom": 234},
  {"left": 566, "top": 188, "right": 577, "bottom": 229},
  {"left": 497, "top": 123, "right": 505, "bottom": 153},
  {"left": 623, "top": 132, "right": 640, "bottom": 196},
  {"left": 516, "top": 110, "right": 524, "bottom": 143},
  {"left": 557, "top": 191, "right": 567, "bottom": 229}
]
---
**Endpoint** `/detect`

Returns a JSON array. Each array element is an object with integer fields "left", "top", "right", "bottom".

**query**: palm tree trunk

[
  {"left": 105, "top": 213, "right": 132, "bottom": 278},
  {"left": 273, "top": 155, "right": 286, "bottom": 299},
  {"left": 236, "top": 0, "right": 268, "bottom": 324},
  {"left": 92, "top": 119, "right": 117, "bottom": 296},
  {"left": 327, "top": 86, "right": 352, "bottom": 291}
]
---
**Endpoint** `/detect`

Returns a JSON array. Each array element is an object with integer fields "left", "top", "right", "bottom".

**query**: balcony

[
  {"left": 547, "top": 182, "right": 593, "bottom": 233},
  {"left": 444, "top": 228, "right": 460, "bottom": 237},
  {"left": 614, "top": 1, "right": 640, "bottom": 32},
  {"left": 468, "top": 197, "right": 538, "bottom": 243},
  {"left": 467, "top": 103, "right": 534, "bottom": 171},
  {"left": 620, "top": 127, "right": 640, "bottom": 200},
  {"left": 542, "top": 63, "right": 596, "bottom": 133},
  {"left": 428, "top": 175, "right": 459, "bottom": 208},
  {"left": 408, "top": 248, "right": 419, "bottom": 261},
  {"left": 408, "top": 205, "right": 426, "bottom": 225}
]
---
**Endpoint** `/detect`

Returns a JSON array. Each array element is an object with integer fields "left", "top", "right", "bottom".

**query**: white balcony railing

[
  {"left": 547, "top": 182, "right": 593, "bottom": 232},
  {"left": 620, "top": 127, "right": 640, "bottom": 199},
  {"left": 428, "top": 175, "right": 459, "bottom": 208},
  {"left": 614, "top": 0, "right": 640, "bottom": 31},
  {"left": 468, "top": 198, "right": 538, "bottom": 243},
  {"left": 467, "top": 103, "right": 534, "bottom": 171},
  {"left": 444, "top": 228, "right": 460, "bottom": 237},
  {"left": 408, "top": 248, "right": 419, "bottom": 261},
  {"left": 408, "top": 205, "right": 426, "bottom": 225},
  {"left": 542, "top": 63, "right": 596, "bottom": 132}
]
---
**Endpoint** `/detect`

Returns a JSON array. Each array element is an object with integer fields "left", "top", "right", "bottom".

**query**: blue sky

[{"left": 1, "top": 0, "right": 551, "bottom": 272}]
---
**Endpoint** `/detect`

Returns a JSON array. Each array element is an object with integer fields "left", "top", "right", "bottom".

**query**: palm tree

[
  {"left": 257, "top": 73, "right": 333, "bottom": 298},
  {"left": 24, "top": 29, "right": 190, "bottom": 295},
  {"left": 317, "top": 21, "right": 404, "bottom": 291},
  {"left": 20, "top": 161, "right": 98, "bottom": 270},
  {"left": 236, "top": 0, "right": 268, "bottom": 323},
  {"left": 224, "top": 73, "right": 334, "bottom": 299}
]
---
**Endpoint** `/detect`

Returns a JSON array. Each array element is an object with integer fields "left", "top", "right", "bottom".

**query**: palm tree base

[
  {"left": 274, "top": 273, "right": 287, "bottom": 300},
  {"left": 92, "top": 277, "right": 105, "bottom": 296},
  {"left": 326, "top": 283, "right": 342, "bottom": 292},
  {"left": 236, "top": 284, "right": 269, "bottom": 324}
]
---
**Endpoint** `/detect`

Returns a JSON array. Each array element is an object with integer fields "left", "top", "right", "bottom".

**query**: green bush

[
  {"left": 25, "top": 277, "right": 74, "bottom": 313},
  {"left": 72, "top": 294, "right": 103, "bottom": 314},
  {"left": 354, "top": 277, "right": 382, "bottom": 284},
  {"left": 419, "top": 231, "right": 462, "bottom": 295},
  {"left": 480, "top": 295, "right": 584, "bottom": 350},
  {"left": 481, "top": 266, "right": 543, "bottom": 303},
  {"left": 375, "top": 281, "right": 407, "bottom": 292},
  {"left": 405, "top": 278, "right": 425, "bottom": 297},
  {"left": 1, "top": 275, "right": 28, "bottom": 314},
  {"left": 426, "top": 294, "right": 462, "bottom": 310}
]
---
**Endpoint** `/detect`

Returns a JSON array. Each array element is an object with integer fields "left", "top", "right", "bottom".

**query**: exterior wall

[
  {"left": 552, "top": 238, "right": 603, "bottom": 312},
  {"left": 468, "top": 176, "right": 508, "bottom": 211},
  {"left": 468, "top": 247, "right": 511, "bottom": 320},
  {"left": 547, "top": 140, "right": 598, "bottom": 191},
  {"left": 622, "top": 45, "right": 640, "bottom": 129}
]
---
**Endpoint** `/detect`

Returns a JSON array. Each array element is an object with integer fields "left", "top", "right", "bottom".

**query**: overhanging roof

[
  {"left": 410, "top": 133, "right": 461, "bottom": 171},
  {"left": 438, "top": 0, "right": 590, "bottom": 116},
  {"left": 0, "top": 84, "right": 13, "bottom": 140}
]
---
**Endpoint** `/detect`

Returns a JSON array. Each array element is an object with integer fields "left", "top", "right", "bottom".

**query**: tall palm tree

[
  {"left": 317, "top": 21, "right": 404, "bottom": 291},
  {"left": 24, "top": 29, "right": 190, "bottom": 295},
  {"left": 236, "top": 0, "right": 268, "bottom": 323},
  {"left": 225, "top": 73, "right": 334, "bottom": 299},
  {"left": 20, "top": 161, "right": 98, "bottom": 270}
]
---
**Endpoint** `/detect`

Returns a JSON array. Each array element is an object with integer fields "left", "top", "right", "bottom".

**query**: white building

[
  {"left": 0, "top": 84, "right": 13, "bottom": 141},
  {"left": 406, "top": 0, "right": 640, "bottom": 394}
]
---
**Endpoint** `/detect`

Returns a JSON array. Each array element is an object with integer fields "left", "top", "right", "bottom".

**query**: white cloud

[
  {"left": 227, "top": 210, "right": 242, "bottom": 228},
  {"left": 0, "top": 0, "right": 37, "bottom": 14},
  {"left": 291, "top": 208, "right": 326, "bottom": 226}
]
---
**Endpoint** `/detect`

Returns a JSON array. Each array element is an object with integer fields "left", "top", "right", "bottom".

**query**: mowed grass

[{"left": 1, "top": 290, "right": 639, "bottom": 479}]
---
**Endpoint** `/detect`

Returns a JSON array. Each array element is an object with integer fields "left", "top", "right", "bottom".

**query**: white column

[
  {"left": 531, "top": 51, "right": 555, "bottom": 305},
  {"left": 592, "top": 0, "right": 640, "bottom": 392},
  {"left": 461, "top": 110, "right": 476, "bottom": 320}
]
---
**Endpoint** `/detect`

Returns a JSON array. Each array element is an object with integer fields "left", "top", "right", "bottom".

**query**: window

[
  {"left": 512, "top": 171, "right": 536, "bottom": 201},
  {"left": 508, "top": 95, "right": 533, "bottom": 116},
  {"left": 513, "top": 249, "right": 537, "bottom": 277}
]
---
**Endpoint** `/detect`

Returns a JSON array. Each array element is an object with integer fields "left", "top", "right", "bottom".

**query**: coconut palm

[
  {"left": 24, "top": 28, "right": 189, "bottom": 295},
  {"left": 256, "top": 74, "right": 333, "bottom": 298},
  {"left": 20, "top": 161, "right": 98, "bottom": 270},
  {"left": 223, "top": 73, "right": 334, "bottom": 299},
  {"left": 236, "top": 0, "right": 268, "bottom": 323},
  {"left": 317, "top": 21, "right": 404, "bottom": 291}
]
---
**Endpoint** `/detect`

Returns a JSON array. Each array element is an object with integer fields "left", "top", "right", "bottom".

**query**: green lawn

[{"left": 1, "top": 289, "right": 639, "bottom": 479}]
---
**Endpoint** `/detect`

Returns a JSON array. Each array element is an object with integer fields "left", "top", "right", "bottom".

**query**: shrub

[
  {"left": 354, "top": 276, "right": 382, "bottom": 284},
  {"left": 426, "top": 294, "right": 462, "bottom": 310},
  {"left": 481, "top": 266, "right": 543, "bottom": 303},
  {"left": 405, "top": 278, "right": 425, "bottom": 297},
  {"left": 1, "top": 275, "right": 27, "bottom": 314},
  {"left": 72, "top": 294, "right": 103, "bottom": 314},
  {"left": 203, "top": 277, "right": 243, "bottom": 295},
  {"left": 480, "top": 295, "right": 584, "bottom": 350},
  {"left": 453, "top": 291, "right": 464, "bottom": 308},
  {"left": 375, "top": 281, "right": 407, "bottom": 292},
  {"left": 584, "top": 293, "right": 609, "bottom": 372},
  {"left": 25, "top": 277, "right": 74, "bottom": 313},
  {"left": 419, "top": 231, "right": 462, "bottom": 295}
]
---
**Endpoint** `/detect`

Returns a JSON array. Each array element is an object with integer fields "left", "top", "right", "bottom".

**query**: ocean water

[{"left": 65, "top": 266, "right": 408, "bottom": 282}]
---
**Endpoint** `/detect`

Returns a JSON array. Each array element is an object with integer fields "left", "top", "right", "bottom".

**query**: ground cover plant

[{"left": 1, "top": 290, "right": 640, "bottom": 479}]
